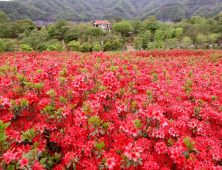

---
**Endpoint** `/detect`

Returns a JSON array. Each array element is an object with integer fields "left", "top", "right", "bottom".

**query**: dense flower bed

[{"left": 0, "top": 50, "right": 222, "bottom": 169}]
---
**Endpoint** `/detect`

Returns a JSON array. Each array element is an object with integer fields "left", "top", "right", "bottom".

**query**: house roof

[{"left": 93, "top": 20, "right": 109, "bottom": 24}]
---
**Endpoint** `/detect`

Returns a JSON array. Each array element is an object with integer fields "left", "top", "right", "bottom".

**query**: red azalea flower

[
  {"left": 105, "top": 158, "right": 116, "bottom": 169},
  {"left": 33, "top": 160, "right": 45, "bottom": 170},
  {"left": 18, "top": 156, "right": 29, "bottom": 169}
]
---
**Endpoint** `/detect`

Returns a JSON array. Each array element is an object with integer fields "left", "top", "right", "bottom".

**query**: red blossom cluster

[{"left": 0, "top": 50, "right": 222, "bottom": 169}]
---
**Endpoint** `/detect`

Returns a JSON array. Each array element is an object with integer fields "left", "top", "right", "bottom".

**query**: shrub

[
  {"left": 153, "top": 40, "right": 165, "bottom": 49},
  {"left": 67, "top": 41, "right": 82, "bottom": 52},
  {"left": 37, "top": 44, "right": 48, "bottom": 52},
  {"left": 3, "top": 39, "right": 18, "bottom": 52},
  {"left": 181, "top": 36, "right": 192, "bottom": 48},
  {"left": 92, "top": 44, "right": 101, "bottom": 52},
  {"left": 112, "top": 39, "right": 122, "bottom": 49},
  {"left": 103, "top": 41, "right": 112, "bottom": 51},
  {"left": 196, "top": 34, "right": 207, "bottom": 44},
  {"left": 47, "top": 25, "right": 57, "bottom": 38},
  {"left": 20, "top": 44, "right": 33, "bottom": 51},
  {"left": 207, "top": 34, "right": 218, "bottom": 44},
  {"left": 0, "top": 39, "right": 6, "bottom": 52},
  {"left": 46, "top": 43, "right": 64, "bottom": 51},
  {"left": 81, "top": 43, "right": 91, "bottom": 53},
  {"left": 134, "top": 37, "right": 141, "bottom": 51}
]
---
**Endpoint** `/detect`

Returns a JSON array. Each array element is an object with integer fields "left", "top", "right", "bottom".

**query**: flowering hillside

[{"left": 0, "top": 50, "right": 222, "bottom": 169}]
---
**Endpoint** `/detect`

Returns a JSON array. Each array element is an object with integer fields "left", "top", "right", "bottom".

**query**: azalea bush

[{"left": 0, "top": 50, "right": 222, "bottom": 169}]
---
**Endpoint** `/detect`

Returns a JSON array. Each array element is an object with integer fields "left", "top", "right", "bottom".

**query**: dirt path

[{"left": 126, "top": 45, "right": 135, "bottom": 52}]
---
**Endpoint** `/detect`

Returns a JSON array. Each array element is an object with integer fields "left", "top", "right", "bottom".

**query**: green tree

[
  {"left": 0, "top": 24, "right": 10, "bottom": 38},
  {"left": 54, "top": 20, "right": 69, "bottom": 41},
  {"left": 11, "top": 19, "right": 37, "bottom": 35},
  {"left": 37, "top": 39, "right": 59, "bottom": 52},
  {"left": 0, "top": 12, "right": 10, "bottom": 23},
  {"left": 131, "top": 19, "right": 145, "bottom": 34},
  {"left": 190, "top": 16, "right": 204, "bottom": 25},
  {"left": 154, "top": 30, "right": 164, "bottom": 41},
  {"left": 87, "top": 27, "right": 104, "bottom": 37},
  {"left": 207, "top": 34, "right": 218, "bottom": 44},
  {"left": 120, "top": 37, "right": 129, "bottom": 50},
  {"left": 134, "top": 37, "right": 141, "bottom": 51},
  {"left": 144, "top": 16, "right": 160, "bottom": 33},
  {"left": 20, "top": 44, "right": 33, "bottom": 51},
  {"left": 173, "top": 28, "right": 183, "bottom": 39},
  {"left": 78, "top": 23, "right": 91, "bottom": 36},
  {"left": 0, "top": 39, "right": 6, "bottom": 52},
  {"left": 4, "top": 39, "right": 18, "bottom": 52},
  {"left": 55, "top": 19, "right": 68, "bottom": 30},
  {"left": 181, "top": 36, "right": 192, "bottom": 48},
  {"left": 145, "top": 16, "right": 158, "bottom": 23},
  {"left": 81, "top": 42, "right": 91, "bottom": 53},
  {"left": 113, "top": 20, "right": 134, "bottom": 37},
  {"left": 165, "top": 29, "right": 173, "bottom": 40},
  {"left": 153, "top": 41, "right": 165, "bottom": 49},
  {"left": 20, "top": 30, "right": 48, "bottom": 50},
  {"left": 141, "top": 31, "right": 151, "bottom": 49},
  {"left": 146, "top": 22, "right": 160, "bottom": 33},
  {"left": 41, "top": 26, "right": 47, "bottom": 32},
  {"left": 47, "top": 25, "right": 57, "bottom": 38},
  {"left": 196, "top": 34, "right": 207, "bottom": 44},
  {"left": 64, "top": 25, "right": 80, "bottom": 43}
]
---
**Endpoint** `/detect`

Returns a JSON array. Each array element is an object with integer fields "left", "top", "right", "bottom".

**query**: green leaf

[
  {"left": 55, "top": 152, "right": 59, "bottom": 160},
  {"left": 182, "top": 151, "right": 189, "bottom": 159},
  {"left": 191, "top": 141, "right": 195, "bottom": 148},
  {"left": 0, "top": 131, "right": 7, "bottom": 142},
  {"left": 73, "top": 163, "right": 76, "bottom": 170},
  {"left": 138, "top": 160, "right": 143, "bottom": 165},
  {"left": 182, "top": 150, "right": 188, "bottom": 156},
  {"left": 21, "top": 136, "right": 29, "bottom": 140},
  {"left": 121, "top": 164, "right": 125, "bottom": 168},
  {"left": 67, "top": 162, "right": 72, "bottom": 169},
  {"left": 92, "top": 130, "right": 96, "bottom": 136},
  {"left": 168, "top": 138, "right": 173, "bottom": 146},
  {"left": 126, "top": 161, "right": 131, "bottom": 168},
  {"left": 183, "top": 136, "right": 192, "bottom": 149},
  {"left": 138, "top": 157, "right": 143, "bottom": 161},
  {"left": 2, "top": 122, "right": 10, "bottom": 130},
  {"left": 37, "top": 151, "right": 43, "bottom": 158},
  {"left": 100, "top": 130, "right": 104, "bottom": 135},
  {"left": 39, "top": 158, "right": 47, "bottom": 164},
  {"left": 7, "top": 164, "right": 14, "bottom": 170},
  {"left": 190, "top": 148, "right": 199, "bottom": 156}
]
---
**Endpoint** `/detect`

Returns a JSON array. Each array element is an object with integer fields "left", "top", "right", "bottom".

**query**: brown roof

[{"left": 93, "top": 20, "right": 109, "bottom": 24}]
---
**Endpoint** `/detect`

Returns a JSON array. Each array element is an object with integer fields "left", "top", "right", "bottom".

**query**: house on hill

[{"left": 93, "top": 20, "right": 111, "bottom": 32}]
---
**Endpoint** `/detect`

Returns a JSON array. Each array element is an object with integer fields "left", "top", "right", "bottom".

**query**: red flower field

[{"left": 0, "top": 50, "right": 222, "bottom": 169}]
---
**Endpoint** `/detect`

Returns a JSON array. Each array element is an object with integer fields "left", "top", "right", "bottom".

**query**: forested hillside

[
  {"left": 0, "top": 0, "right": 222, "bottom": 21},
  {"left": 0, "top": 1, "right": 48, "bottom": 20},
  {"left": 140, "top": 0, "right": 222, "bottom": 21}
]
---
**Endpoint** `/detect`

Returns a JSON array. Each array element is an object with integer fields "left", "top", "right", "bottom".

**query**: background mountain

[
  {"left": 0, "top": 0, "right": 222, "bottom": 22},
  {"left": 139, "top": 0, "right": 222, "bottom": 21}
]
